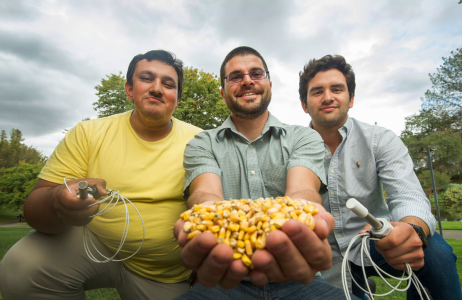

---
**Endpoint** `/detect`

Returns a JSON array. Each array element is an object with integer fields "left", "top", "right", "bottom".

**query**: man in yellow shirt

[{"left": 0, "top": 50, "right": 202, "bottom": 300}]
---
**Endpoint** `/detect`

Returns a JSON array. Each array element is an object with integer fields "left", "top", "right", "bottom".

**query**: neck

[
  {"left": 231, "top": 111, "right": 269, "bottom": 142},
  {"left": 312, "top": 117, "right": 348, "bottom": 154},
  {"left": 129, "top": 110, "right": 173, "bottom": 142}
]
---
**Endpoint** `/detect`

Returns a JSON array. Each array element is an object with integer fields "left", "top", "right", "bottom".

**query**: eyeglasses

[{"left": 224, "top": 70, "right": 269, "bottom": 84}]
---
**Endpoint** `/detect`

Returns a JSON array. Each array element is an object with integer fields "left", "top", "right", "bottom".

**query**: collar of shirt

[{"left": 216, "top": 112, "right": 287, "bottom": 143}]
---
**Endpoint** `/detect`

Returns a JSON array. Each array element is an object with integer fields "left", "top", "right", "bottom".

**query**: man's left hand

[
  {"left": 249, "top": 202, "right": 334, "bottom": 286},
  {"left": 360, "top": 222, "right": 424, "bottom": 271}
]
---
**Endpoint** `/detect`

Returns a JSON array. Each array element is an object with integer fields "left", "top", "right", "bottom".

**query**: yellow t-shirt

[{"left": 39, "top": 111, "right": 202, "bottom": 283}]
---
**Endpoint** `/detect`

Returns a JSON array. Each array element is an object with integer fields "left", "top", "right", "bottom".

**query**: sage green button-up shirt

[{"left": 183, "top": 113, "right": 326, "bottom": 200}]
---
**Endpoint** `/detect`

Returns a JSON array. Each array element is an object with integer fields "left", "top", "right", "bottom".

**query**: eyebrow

[
  {"left": 138, "top": 70, "right": 177, "bottom": 85},
  {"left": 309, "top": 83, "right": 346, "bottom": 93},
  {"left": 228, "top": 67, "right": 264, "bottom": 75}
]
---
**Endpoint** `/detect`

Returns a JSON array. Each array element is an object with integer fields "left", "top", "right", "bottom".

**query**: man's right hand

[
  {"left": 51, "top": 178, "right": 107, "bottom": 226},
  {"left": 174, "top": 218, "right": 249, "bottom": 289},
  {"left": 24, "top": 178, "right": 107, "bottom": 234}
]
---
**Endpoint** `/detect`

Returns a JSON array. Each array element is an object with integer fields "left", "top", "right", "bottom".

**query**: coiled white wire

[
  {"left": 64, "top": 177, "right": 145, "bottom": 263},
  {"left": 342, "top": 233, "right": 430, "bottom": 300}
]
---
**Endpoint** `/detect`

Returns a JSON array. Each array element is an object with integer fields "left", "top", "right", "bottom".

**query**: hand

[
  {"left": 249, "top": 202, "right": 335, "bottom": 286},
  {"left": 52, "top": 178, "right": 107, "bottom": 227},
  {"left": 360, "top": 222, "right": 424, "bottom": 270},
  {"left": 174, "top": 218, "right": 249, "bottom": 289}
]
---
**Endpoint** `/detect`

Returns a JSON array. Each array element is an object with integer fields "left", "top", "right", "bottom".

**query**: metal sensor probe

[
  {"left": 78, "top": 181, "right": 100, "bottom": 200},
  {"left": 346, "top": 198, "right": 383, "bottom": 230}
]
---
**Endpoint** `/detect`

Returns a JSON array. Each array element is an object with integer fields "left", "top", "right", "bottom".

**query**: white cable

[
  {"left": 64, "top": 178, "right": 145, "bottom": 263},
  {"left": 341, "top": 233, "right": 431, "bottom": 300}
]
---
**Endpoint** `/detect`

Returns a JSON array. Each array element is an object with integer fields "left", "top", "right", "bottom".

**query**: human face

[
  {"left": 221, "top": 55, "right": 272, "bottom": 120},
  {"left": 301, "top": 69, "right": 354, "bottom": 130},
  {"left": 125, "top": 59, "right": 179, "bottom": 123}
]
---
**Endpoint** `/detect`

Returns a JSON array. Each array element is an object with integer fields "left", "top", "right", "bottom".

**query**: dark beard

[{"left": 225, "top": 89, "right": 272, "bottom": 120}]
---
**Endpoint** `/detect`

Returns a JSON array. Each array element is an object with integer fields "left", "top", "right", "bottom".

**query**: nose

[
  {"left": 149, "top": 79, "right": 163, "bottom": 95},
  {"left": 323, "top": 89, "right": 334, "bottom": 102},
  {"left": 241, "top": 74, "right": 254, "bottom": 86}
]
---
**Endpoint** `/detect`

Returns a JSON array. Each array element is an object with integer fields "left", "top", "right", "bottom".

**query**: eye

[
  {"left": 229, "top": 73, "right": 243, "bottom": 82},
  {"left": 250, "top": 70, "right": 264, "bottom": 79},
  {"left": 141, "top": 77, "right": 151, "bottom": 81}
]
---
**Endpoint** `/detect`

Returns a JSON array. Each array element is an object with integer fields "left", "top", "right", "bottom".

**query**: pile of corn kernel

[{"left": 180, "top": 196, "right": 318, "bottom": 269}]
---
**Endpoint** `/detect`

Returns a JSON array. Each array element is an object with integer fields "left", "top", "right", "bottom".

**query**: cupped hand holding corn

[{"left": 180, "top": 196, "right": 318, "bottom": 269}]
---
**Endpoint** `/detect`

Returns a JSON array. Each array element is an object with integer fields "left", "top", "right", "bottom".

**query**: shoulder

[
  {"left": 349, "top": 117, "right": 397, "bottom": 141},
  {"left": 173, "top": 117, "right": 203, "bottom": 134},
  {"left": 76, "top": 111, "right": 131, "bottom": 132},
  {"left": 282, "top": 123, "right": 323, "bottom": 142}
]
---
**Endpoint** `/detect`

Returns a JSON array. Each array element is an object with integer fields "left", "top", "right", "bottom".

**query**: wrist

[{"left": 407, "top": 223, "right": 428, "bottom": 250}]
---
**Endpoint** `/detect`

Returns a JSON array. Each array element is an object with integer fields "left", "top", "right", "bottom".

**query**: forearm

[
  {"left": 400, "top": 216, "right": 430, "bottom": 237},
  {"left": 24, "top": 186, "right": 71, "bottom": 234},
  {"left": 187, "top": 191, "right": 224, "bottom": 209}
]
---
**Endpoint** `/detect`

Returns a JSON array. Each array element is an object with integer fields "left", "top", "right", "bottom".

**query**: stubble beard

[
  {"left": 225, "top": 89, "right": 272, "bottom": 120},
  {"left": 312, "top": 106, "right": 349, "bottom": 130}
]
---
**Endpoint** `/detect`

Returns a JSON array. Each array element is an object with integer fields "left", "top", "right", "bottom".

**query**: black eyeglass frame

[{"left": 224, "top": 70, "right": 270, "bottom": 84}]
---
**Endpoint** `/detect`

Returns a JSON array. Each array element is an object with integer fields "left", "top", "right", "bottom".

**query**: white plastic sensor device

[{"left": 346, "top": 198, "right": 393, "bottom": 238}]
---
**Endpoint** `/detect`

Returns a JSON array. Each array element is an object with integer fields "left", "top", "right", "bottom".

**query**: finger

[
  {"left": 181, "top": 232, "right": 217, "bottom": 270},
  {"left": 248, "top": 269, "right": 269, "bottom": 286},
  {"left": 312, "top": 212, "right": 334, "bottom": 240},
  {"left": 251, "top": 248, "right": 287, "bottom": 283},
  {"left": 359, "top": 224, "right": 371, "bottom": 233},
  {"left": 196, "top": 243, "right": 234, "bottom": 287},
  {"left": 174, "top": 219, "right": 187, "bottom": 246},
  {"left": 265, "top": 230, "right": 313, "bottom": 284},
  {"left": 219, "top": 259, "right": 249, "bottom": 289},
  {"left": 283, "top": 220, "right": 332, "bottom": 271}
]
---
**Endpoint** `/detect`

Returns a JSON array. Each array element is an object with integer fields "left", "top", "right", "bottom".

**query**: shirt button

[
  {"left": 237, "top": 138, "right": 240, "bottom": 141},
  {"left": 331, "top": 169, "right": 334, "bottom": 173},
  {"left": 260, "top": 139, "right": 263, "bottom": 142},
  {"left": 249, "top": 145, "right": 253, "bottom": 148},
  {"left": 325, "top": 150, "right": 328, "bottom": 153},
  {"left": 337, "top": 234, "right": 342, "bottom": 238},
  {"left": 334, "top": 213, "right": 338, "bottom": 217},
  {"left": 251, "top": 170, "right": 255, "bottom": 175},
  {"left": 331, "top": 192, "right": 335, "bottom": 196}
]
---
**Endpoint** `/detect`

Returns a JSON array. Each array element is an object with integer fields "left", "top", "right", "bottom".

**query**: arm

[
  {"left": 369, "top": 130, "right": 434, "bottom": 270},
  {"left": 175, "top": 173, "right": 248, "bottom": 289},
  {"left": 250, "top": 166, "right": 334, "bottom": 285},
  {"left": 24, "top": 178, "right": 107, "bottom": 234}
]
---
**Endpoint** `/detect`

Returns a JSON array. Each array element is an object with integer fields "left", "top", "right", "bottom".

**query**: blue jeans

[
  {"left": 174, "top": 278, "right": 360, "bottom": 300},
  {"left": 350, "top": 233, "right": 461, "bottom": 300}
]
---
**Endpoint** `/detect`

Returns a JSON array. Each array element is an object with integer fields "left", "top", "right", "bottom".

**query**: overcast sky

[{"left": 1, "top": 0, "right": 461, "bottom": 157}]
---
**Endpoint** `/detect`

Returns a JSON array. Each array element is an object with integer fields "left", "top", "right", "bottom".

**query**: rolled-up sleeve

[
  {"left": 286, "top": 127, "right": 327, "bottom": 194},
  {"left": 376, "top": 130, "right": 436, "bottom": 236},
  {"left": 183, "top": 132, "right": 223, "bottom": 199}
]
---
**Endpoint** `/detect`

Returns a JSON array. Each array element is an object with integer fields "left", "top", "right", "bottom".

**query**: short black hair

[
  {"left": 126, "top": 50, "right": 184, "bottom": 99},
  {"left": 299, "top": 55, "right": 355, "bottom": 104},
  {"left": 220, "top": 46, "right": 270, "bottom": 89}
]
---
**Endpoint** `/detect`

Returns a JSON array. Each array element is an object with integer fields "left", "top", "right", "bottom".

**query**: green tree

[
  {"left": 444, "top": 184, "right": 462, "bottom": 215},
  {"left": 417, "top": 170, "right": 451, "bottom": 190},
  {"left": 0, "top": 163, "right": 43, "bottom": 210},
  {"left": 422, "top": 48, "right": 462, "bottom": 115},
  {"left": 92, "top": 68, "right": 230, "bottom": 129},
  {"left": 0, "top": 129, "right": 47, "bottom": 169},
  {"left": 93, "top": 72, "right": 134, "bottom": 118},
  {"left": 173, "top": 67, "right": 230, "bottom": 129}
]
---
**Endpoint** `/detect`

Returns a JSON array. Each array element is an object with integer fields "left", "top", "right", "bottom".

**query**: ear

[
  {"left": 269, "top": 80, "right": 272, "bottom": 89},
  {"left": 349, "top": 95, "right": 355, "bottom": 109},
  {"left": 220, "top": 88, "right": 226, "bottom": 101},
  {"left": 301, "top": 100, "right": 310, "bottom": 114},
  {"left": 125, "top": 82, "right": 134, "bottom": 100}
]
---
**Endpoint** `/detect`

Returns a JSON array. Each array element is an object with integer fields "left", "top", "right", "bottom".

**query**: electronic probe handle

[
  {"left": 346, "top": 198, "right": 394, "bottom": 238},
  {"left": 78, "top": 181, "right": 101, "bottom": 200}
]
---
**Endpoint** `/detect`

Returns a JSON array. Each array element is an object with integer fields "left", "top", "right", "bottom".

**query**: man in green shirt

[{"left": 173, "top": 46, "right": 359, "bottom": 300}]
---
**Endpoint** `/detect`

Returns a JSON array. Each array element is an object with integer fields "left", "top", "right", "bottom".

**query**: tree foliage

[
  {"left": 417, "top": 169, "right": 451, "bottom": 190},
  {"left": 422, "top": 48, "right": 462, "bottom": 114},
  {"left": 93, "top": 72, "right": 134, "bottom": 118},
  {"left": 0, "top": 163, "right": 43, "bottom": 210},
  {"left": 173, "top": 67, "right": 230, "bottom": 129},
  {"left": 92, "top": 68, "right": 230, "bottom": 129},
  {"left": 0, "top": 129, "right": 47, "bottom": 169},
  {"left": 443, "top": 184, "right": 462, "bottom": 215}
]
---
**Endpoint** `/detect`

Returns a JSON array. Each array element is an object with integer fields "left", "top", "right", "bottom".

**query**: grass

[
  {"left": 0, "top": 227, "right": 461, "bottom": 300},
  {"left": 0, "top": 208, "right": 23, "bottom": 223},
  {"left": 437, "top": 221, "right": 462, "bottom": 230}
]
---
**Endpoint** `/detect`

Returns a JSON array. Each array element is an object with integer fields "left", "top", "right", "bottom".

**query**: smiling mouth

[{"left": 146, "top": 97, "right": 164, "bottom": 103}]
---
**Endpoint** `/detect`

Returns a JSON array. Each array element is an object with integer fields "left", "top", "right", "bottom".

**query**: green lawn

[
  {"left": 0, "top": 228, "right": 461, "bottom": 300},
  {"left": 0, "top": 208, "right": 23, "bottom": 223},
  {"left": 437, "top": 221, "right": 462, "bottom": 230}
]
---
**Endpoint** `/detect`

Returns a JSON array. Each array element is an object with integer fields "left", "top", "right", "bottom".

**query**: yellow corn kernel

[
  {"left": 229, "top": 211, "right": 240, "bottom": 223},
  {"left": 193, "top": 205, "right": 202, "bottom": 212},
  {"left": 237, "top": 241, "right": 245, "bottom": 248},
  {"left": 238, "top": 230, "right": 245, "bottom": 240},
  {"left": 273, "top": 219, "right": 286, "bottom": 229},
  {"left": 196, "top": 224, "right": 206, "bottom": 231},
  {"left": 237, "top": 247, "right": 245, "bottom": 254},
  {"left": 187, "top": 230, "right": 201, "bottom": 239},
  {"left": 290, "top": 212, "right": 298, "bottom": 219},
  {"left": 229, "top": 238, "right": 237, "bottom": 248},
  {"left": 202, "top": 220, "right": 214, "bottom": 226},
  {"left": 250, "top": 231, "right": 258, "bottom": 244},
  {"left": 209, "top": 225, "right": 220, "bottom": 233},
  {"left": 223, "top": 239, "right": 230, "bottom": 245},
  {"left": 256, "top": 234, "right": 266, "bottom": 249},
  {"left": 233, "top": 253, "right": 242, "bottom": 259},
  {"left": 256, "top": 221, "right": 262, "bottom": 230},
  {"left": 270, "top": 225, "right": 277, "bottom": 231},
  {"left": 244, "top": 232, "right": 251, "bottom": 241},
  {"left": 245, "top": 240, "right": 253, "bottom": 256},
  {"left": 219, "top": 227, "right": 226, "bottom": 239},
  {"left": 262, "top": 222, "right": 270, "bottom": 230},
  {"left": 226, "top": 229, "right": 231, "bottom": 239},
  {"left": 306, "top": 215, "right": 315, "bottom": 230}
]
